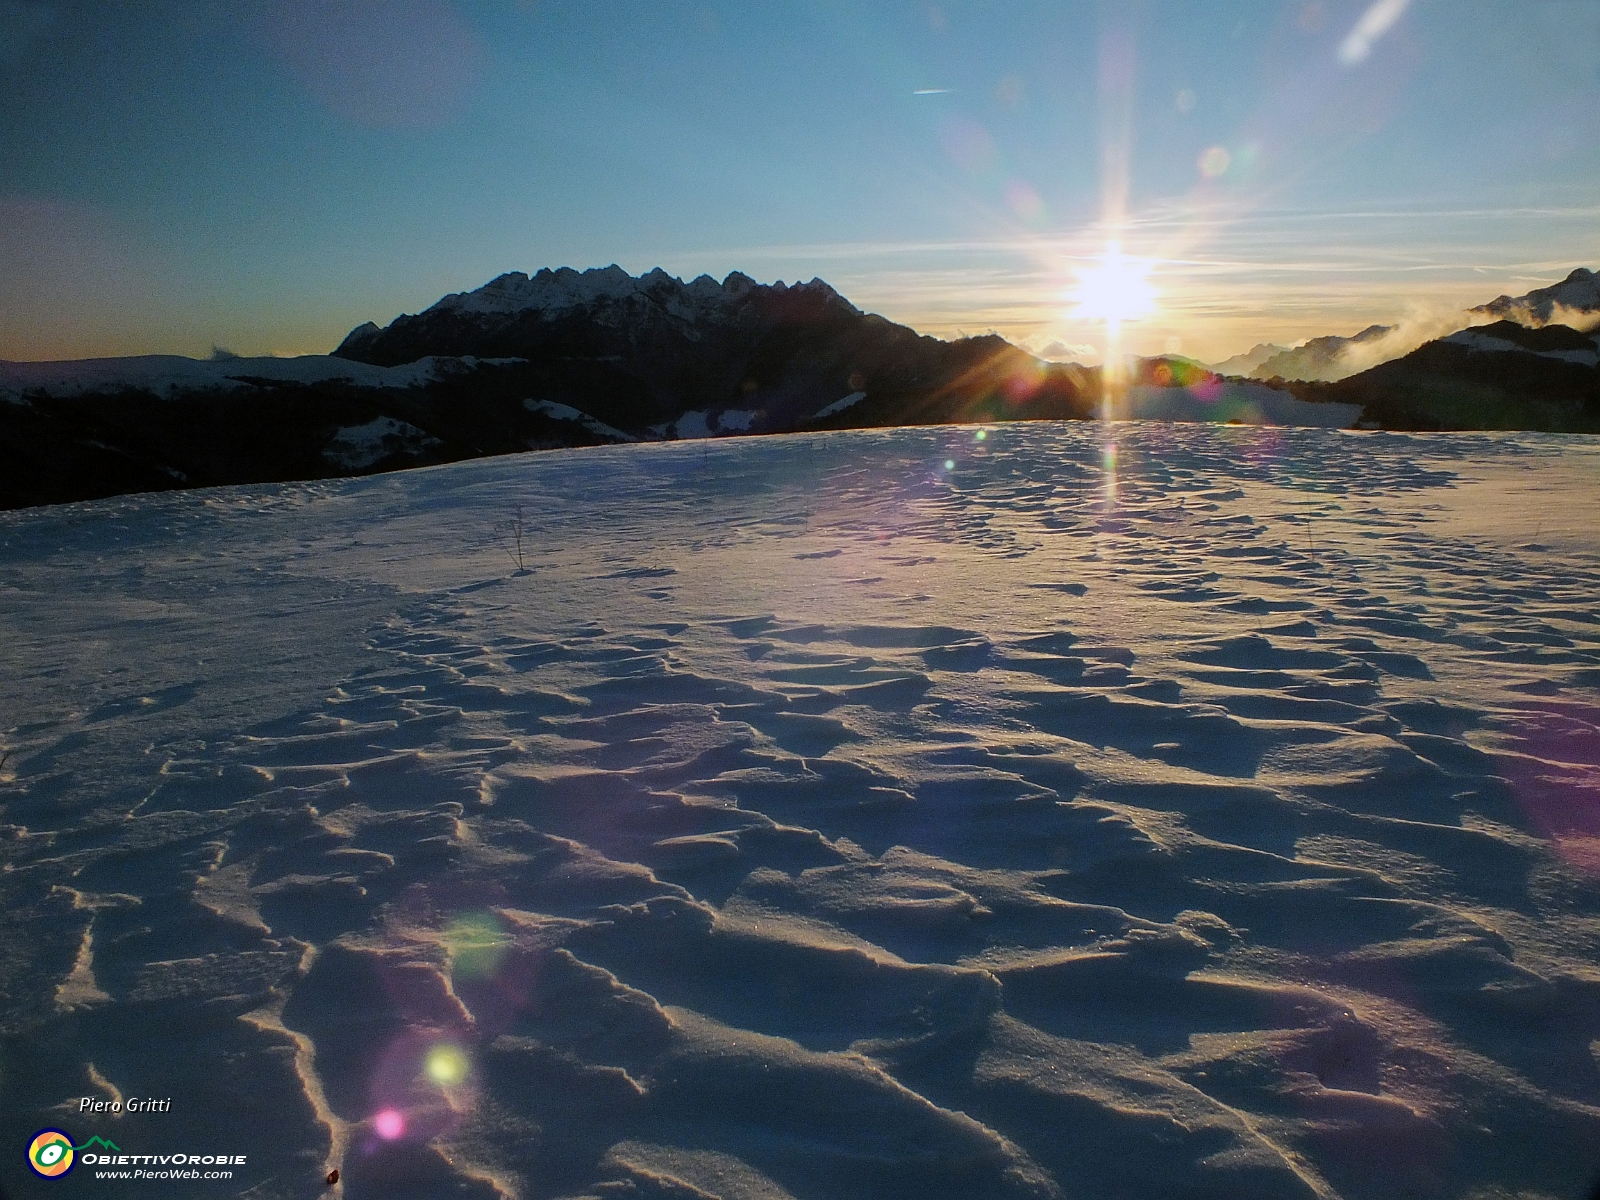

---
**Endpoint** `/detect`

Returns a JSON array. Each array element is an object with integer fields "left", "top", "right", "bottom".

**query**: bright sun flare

[{"left": 1069, "top": 242, "right": 1157, "bottom": 325}]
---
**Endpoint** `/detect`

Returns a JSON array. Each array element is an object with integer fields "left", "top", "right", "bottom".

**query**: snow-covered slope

[
  {"left": 1444, "top": 326, "right": 1600, "bottom": 366},
  {"left": 1126, "top": 379, "right": 1361, "bottom": 426},
  {"left": 0, "top": 353, "right": 520, "bottom": 404},
  {"left": 524, "top": 399, "right": 637, "bottom": 443},
  {"left": 322, "top": 416, "right": 444, "bottom": 469},
  {"left": 3, "top": 425, "right": 1599, "bottom": 1200}
]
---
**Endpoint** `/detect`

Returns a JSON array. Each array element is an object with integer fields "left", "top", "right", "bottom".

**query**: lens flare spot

[
  {"left": 944, "top": 459, "right": 956, "bottom": 471},
  {"left": 1005, "top": 178, "right": 1045, "bottom": 221},
  {"left": 940, "top": 116, "right": 998, "bottom": 175},
  {"left": 1004, "top": 360, "right": 1046, "bottom": 401},
  {"left": 374, "top": 1109, "right": 405, "bottom": 1140},
  {"left": 441, "top": 912, "right": 510, "bottom": 981},
  {"left": 425, "top": 1044, "right": 470, "bottom": 1087},
  {"left": 1199, "top": 145, "right": 1231, "bottom": 178},
  {"left": 975, "top": 429, "right": 987, "bottom": 440}
]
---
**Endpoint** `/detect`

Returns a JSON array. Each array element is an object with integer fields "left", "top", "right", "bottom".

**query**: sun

[{"left": 1069, "top": 242, "right": 1157, "bottom": 325}]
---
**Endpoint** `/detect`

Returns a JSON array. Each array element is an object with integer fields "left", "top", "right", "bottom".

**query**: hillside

[{"left": 1283, "top": 320, "right": 1600, "bottom": 431}]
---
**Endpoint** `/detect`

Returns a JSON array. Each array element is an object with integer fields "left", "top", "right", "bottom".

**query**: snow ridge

[
  {"left": 1443, "top": 327, "right": 1600, "bottom": 366},
  {"left": 1472, "top": 267, "right": 1600, "bottom": 327},
  {"left": 0, "top": 354, "right": 524, "bottom": 403},
  {"left": 425, "top": 265, "right": 854, "bottom": 321}
]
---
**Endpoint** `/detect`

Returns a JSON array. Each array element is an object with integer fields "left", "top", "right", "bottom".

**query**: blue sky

[{"left": 2, "top": 0, "right": 1597, "bottom": 362}]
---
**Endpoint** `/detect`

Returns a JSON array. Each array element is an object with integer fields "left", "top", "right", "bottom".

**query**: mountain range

[
  {"left": 1, "top": 265, "right": 1596, "bottom": 510},
  {"left": 333, "top": 266, "right": 1095, "bottom": 437},
  {"left": 1285, "top": 317, "right": 1600, "bottom": 432},
  {"left": 1222, "top": 268, "right": 1600, "bottom": 383},
  {"left": 1244, "top": 324, "right": 1395, "bottom": 383}
]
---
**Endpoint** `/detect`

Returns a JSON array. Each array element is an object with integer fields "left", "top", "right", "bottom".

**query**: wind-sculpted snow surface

[{"left": 3, "top": 424, "right": 1600, "bottom": 1199}]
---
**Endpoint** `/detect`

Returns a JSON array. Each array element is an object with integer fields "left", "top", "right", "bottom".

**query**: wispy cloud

[{"left": 1338, "top": 0, "right": 1411, "bottom": 65}]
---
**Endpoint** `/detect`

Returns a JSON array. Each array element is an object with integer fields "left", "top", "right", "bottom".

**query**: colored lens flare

[
  {"left": 424, "top": 1043, "right": 470, "bottom": 1087},
  {"left": 1198, "top": 145, "right": 1231, "bottom": 178},
  {"left": 1069, "top": 242, "right": 1157, "bottom": 325},
  {"left": 441, "top": 913, "right": 510, "bottom": 981},
  {"left": 374, "top": 1109, "right": 405, "bottom": 1140},
  {"left": 1005, "top": 178, "right": 1045, "bottom": 222}
]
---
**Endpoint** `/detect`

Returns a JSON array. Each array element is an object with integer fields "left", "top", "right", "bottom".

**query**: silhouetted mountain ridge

[
  {"left": 5, "top": 266, "right": 1597, "bottom": 512},
  {"left": 0, "top": 267, "right": 1109, "bottom": 510},
  {"left": 330, "top": 265, "right": 1098, "bottom": 436},
  {"left": 1283, "top": 319, "right": 1600, "bottom": 431}
]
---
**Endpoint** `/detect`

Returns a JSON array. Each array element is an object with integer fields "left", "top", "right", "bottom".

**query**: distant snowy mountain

[
  {"left": 1470, "top": 267, "right": 1600, "bottom": 327},
  {"left": 1209, "top": 343, "right": 1290, "bottom": 377},
  {"left": 350, "top": 264, "right": 769, "bottom": 332},
  {"left": 1293, "top": 319, "right": 1600, "bottom": 431},
  {"left": 1231, "top": 267, "right": 1600, "bottom": 384},
  {"left": 1443, "top": 322, "right": 1600, "bottom": 367},
  {"left": 1249, "top": 324, "right": 1395, "bottom": 383}
]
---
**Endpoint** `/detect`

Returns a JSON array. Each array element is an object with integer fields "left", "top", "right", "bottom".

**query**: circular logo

[{"left": 28, "top": 1129, "right": 76, "bottom": 1178}]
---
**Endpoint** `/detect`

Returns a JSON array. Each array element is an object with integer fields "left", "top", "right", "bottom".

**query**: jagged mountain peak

[
  {"left": 1210, "top": 342, "right": 1290, "bottom": 376},
  {"left": 334, "top": 265, "right": 863, "bottom": 365},
  {"left": 428, "top": 264, "right": 642, "bottom": 316},
  {"left": 418, "top": 264, "right": 850, "bottom": 321}
]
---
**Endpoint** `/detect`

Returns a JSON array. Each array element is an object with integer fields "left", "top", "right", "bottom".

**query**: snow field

[{"left": 2, "top": 423, "right": 1599, "bottom": 1199}]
